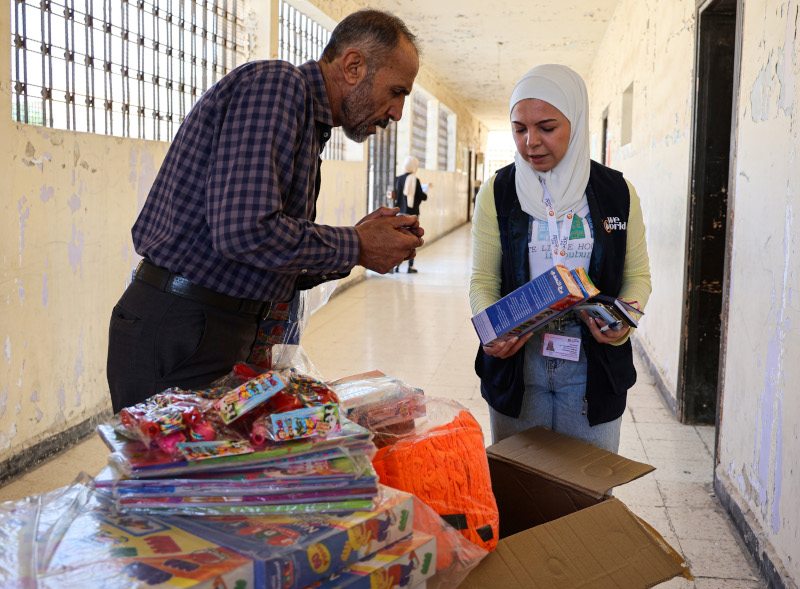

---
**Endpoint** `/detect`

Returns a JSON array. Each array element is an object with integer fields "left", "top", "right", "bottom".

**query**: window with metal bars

[
  {"left": 411, "top": 92, "right": 427, "bottom": 168},
  {"left": 367, "top": 123, "right": 396, "bottom": 211},
  {"left": 277, "top": 0, "right": 346, "bottom": 161},
  {"left": 10, "top": 0, "right": 245, "bottom": 141},
  {"left": 437, "top": 105, "right": 449, "bottom": 171}
]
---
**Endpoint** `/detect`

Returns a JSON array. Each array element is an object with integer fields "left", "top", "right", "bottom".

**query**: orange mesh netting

[{"left": 372, "top": 410, "right": 498, "bottom": 553}]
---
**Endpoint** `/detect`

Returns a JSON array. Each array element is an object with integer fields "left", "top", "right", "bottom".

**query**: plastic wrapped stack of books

[{"left": 0, "top": 364, "right": 487, "bottom": 588}]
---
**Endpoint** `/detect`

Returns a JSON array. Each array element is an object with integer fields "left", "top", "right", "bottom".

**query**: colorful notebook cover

[
  {"left": 311, "top": 533, "right": 437, "bottom": 589},
  {"left": 160, "top": 486, "right": 414, "bottom": 589},
  {"left": 94, "top": 456, "right": 378, "bottom": 494}
]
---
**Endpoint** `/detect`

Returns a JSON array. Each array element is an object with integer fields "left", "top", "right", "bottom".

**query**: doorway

[
  {"left": 678, "top": 0, "right": 738, "bottom": 424},
  {"left": 367, "top": 122, "right": 398, "bottom": 211}
]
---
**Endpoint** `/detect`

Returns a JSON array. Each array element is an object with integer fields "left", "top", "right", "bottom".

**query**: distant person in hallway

[
  {"left": 106, "top": 10, "right": 425, "bottom": 413},
  {"left": 470, "top": 64, "right": 651, "bottom": 452},
  {"left": 394, "top": 156, "right": 429, "bottom": 273}
]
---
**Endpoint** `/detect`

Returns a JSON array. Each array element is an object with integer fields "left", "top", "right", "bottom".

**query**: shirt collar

[{"left": 299, "top": 61, "right": 334, "bottom": 128}]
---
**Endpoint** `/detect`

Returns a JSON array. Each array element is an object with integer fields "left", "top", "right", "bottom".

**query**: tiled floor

[{"left": 0, "top": 223, "right": 767, "bottom": 588}]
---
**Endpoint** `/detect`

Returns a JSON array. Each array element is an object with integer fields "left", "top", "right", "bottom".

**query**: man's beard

[{"left": 340, "top": 71, "right": 390, "bottom": 143}]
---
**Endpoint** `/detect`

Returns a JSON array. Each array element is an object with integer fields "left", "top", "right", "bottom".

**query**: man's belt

[{"left": 134, "top": 259, "right": 272, "bottom": 318}]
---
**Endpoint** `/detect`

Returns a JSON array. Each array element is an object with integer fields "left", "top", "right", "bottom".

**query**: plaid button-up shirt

[{"left": 132, "top": 60, "right": 359, "bottom": 302}]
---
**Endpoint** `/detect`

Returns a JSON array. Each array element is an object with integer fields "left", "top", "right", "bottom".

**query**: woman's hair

[
  {"left": 321, "top": 9, "right": 419, "bottom": 72},
  {"left": 403, "top": 156, "right": 419, "bottom": 174}
]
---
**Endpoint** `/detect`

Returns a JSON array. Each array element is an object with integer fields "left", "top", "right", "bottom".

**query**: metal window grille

[
  {"left": 278, "top": 0, "right": 345, "bottom": 161},
  {"left": 11, "top": 0, "right": 245, "bottom": 140},
  {"left": 411, "top": 92, "right": 427, "bottom": 167},
  {"left": 367, "top": 122, "right": 396, "bottom": 211},
  {"left": 437, "top": 106, "right": 448, "bottom": 171}
]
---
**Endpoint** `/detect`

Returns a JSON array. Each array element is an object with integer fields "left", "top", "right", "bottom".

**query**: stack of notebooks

[
  {"left": 94, "top": 418, "right": 380, "bottom": 515},
  {"left": 0, "top": 481, "right": 437, "bottom": 588}
]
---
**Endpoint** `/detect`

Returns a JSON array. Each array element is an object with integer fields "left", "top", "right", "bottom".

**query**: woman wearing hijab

[
  {"left": 470, "top": 64, "right": 651, "bottom": 452},
  {"left": 394, "top": 156, "right": 429, "bottom": 273}
]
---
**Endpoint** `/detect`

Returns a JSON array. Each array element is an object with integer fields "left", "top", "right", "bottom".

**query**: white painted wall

[
  {"left": 589, "top": 0, "right": 800, "bottom": 581},
  {"left": 586, "top": 0, "right": 696, "bottom": 401},
  {"left": 715, "top": 0, "right": 800, "bottom": 581}
]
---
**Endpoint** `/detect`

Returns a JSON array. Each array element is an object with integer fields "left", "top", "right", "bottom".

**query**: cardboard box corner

[{"left": 461, "top": 426, "right": 690, "bottom": 588}]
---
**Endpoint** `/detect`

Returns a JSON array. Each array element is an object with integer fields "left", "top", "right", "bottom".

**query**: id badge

[{"left": 542, "top": 333, "right": 582, "bottom": 362}]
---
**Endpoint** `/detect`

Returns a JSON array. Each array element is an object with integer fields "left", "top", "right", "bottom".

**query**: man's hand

[
  {"left": 355, "top": 213, "right": 424, "bottom": 274},
  {"left": 357, "top": 206, "right": 401, "bottom": 224},
  {"left": 357, "top": 207, "right": 424, "bottom": 239}
]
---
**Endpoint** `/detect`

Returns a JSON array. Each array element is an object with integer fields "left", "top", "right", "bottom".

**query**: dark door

[{"left": 679, "top": 0, "right": 737, "bottom": 424}]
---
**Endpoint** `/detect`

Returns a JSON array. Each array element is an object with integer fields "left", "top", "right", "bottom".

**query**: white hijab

[
  {"left": 509, "top": 64, "right": 591, "bottom": 220},
  {"left": 403, "top": 156, "right": 419, "bottom": 198}
]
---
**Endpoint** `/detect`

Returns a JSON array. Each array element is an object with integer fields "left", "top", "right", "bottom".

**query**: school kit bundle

[
  {"left": 471, "top": 265, "right": 643, "bottom": 346},
  {"left": 95, "top": 365, "right": 381, "bottom": 516}
]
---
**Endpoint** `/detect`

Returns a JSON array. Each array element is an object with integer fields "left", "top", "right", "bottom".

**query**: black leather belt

[{"left": 133, "top": 259, "right": 272, "bottom": 318}]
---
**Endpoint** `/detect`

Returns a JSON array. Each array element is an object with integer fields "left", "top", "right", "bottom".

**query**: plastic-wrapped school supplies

[
  {"left": 0, "top": 477, "right": 484, "bottom": 589},
  {"left": 95, "top": 364, "right": 382, "bottom": 515},
  {"left": 0, "top": 476, "right": 254, "bottom": 588},
  {"left": 94, "top": 455, "right": 380, "bottom": 516},
  {"left": 328, "top": 371, "right": 426, "bottom": 443},
  {"left": 117, "top": 366, "right": 342, "bottom": 457}
]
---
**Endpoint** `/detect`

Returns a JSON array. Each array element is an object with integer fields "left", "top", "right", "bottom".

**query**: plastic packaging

[
  {"left": 248, "top": 282, "right": 336, "bottom": 375},
  {"left": 371, "top": 397, "right": 500, "bottom": 553},
  {"left": 410, "top": 495, "right": 487, "bottom": 589},
  {"left": 328, "top": 371, "right": 426, "bottom": 438},
  {"left": 0, "top": 475, "right": 255, "bottom": 588},
  {"left": 113, "top": 367, "right": 342, "bottom": 458}
]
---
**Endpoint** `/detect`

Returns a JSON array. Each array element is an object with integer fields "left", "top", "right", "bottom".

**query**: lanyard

[{"left": 539, "top": 177, "right": 574, "bottom": 266}]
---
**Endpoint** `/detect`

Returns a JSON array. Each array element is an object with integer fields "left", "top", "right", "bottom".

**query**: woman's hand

[
  {"left": 482, "top": 332, "right": 534, "bottom": 359},
  {"left": 580, "top": 311, "right": 631, "bottom": 344}
]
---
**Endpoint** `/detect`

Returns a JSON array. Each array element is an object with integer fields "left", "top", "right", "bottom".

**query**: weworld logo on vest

[{"left": 603, "top": 217, "right": 627, "bottom": 232}]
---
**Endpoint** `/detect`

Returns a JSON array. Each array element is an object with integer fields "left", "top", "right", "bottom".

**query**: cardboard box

[
  {"left": 471, "top": 265, "right": 587, "bottom": 346},
  {"left": 310, "top": 532, "right": 436, "bottom": 588},
  {"left": 460, "top": 427, "right": 691, "bottom": 588},
  {"left": 162, "top": 486, "right": 414, "bottom": 589}
]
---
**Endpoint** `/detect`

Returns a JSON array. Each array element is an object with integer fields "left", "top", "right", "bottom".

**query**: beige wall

[
  {"left": 1, "top": 124, "right": 170, "bottom": 461},
  {"left": 586, "top": 0, "right": 696, "bottom": 401},
  {"left": 0, "top": 1, "right": 483, "bottom": 473},
  {"left": 589, "top": 0, "right": 800, "bottom": 581},
  {"left": 715, "top": 0, "right": 799, "bottom": 581}
]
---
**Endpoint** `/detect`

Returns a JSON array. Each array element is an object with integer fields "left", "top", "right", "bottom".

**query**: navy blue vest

[{"left": 475, "top": 160, "right": 637, "bottom": 426}]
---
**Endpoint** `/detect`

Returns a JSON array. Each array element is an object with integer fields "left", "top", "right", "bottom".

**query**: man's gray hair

[{"left": 321, "top": 9, "right": 419, "bottom": 71}]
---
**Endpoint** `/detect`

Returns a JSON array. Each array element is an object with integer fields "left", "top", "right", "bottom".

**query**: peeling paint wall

[
  {"left": 717, "top": 0, "right": 800, "bottom": 580},
  {"left": 589, "top": 0, "right": 800, "bottom": 580},
  {"left": 586, "top": 0, "right": 695, "bottom": 402},
  {"left": 1, "top": 124, "right": 169, "bottom": 458}
]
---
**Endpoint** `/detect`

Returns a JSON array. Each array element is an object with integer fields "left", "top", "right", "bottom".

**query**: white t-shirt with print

[{"left": 527, "top": 202, "right": 595, "bottom": 279}]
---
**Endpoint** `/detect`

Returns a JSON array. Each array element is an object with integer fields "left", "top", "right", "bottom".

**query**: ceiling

[{"left": 367, "top": 0, "right": 622, "bottom": 130}]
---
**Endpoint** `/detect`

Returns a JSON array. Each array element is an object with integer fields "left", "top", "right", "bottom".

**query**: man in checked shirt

[{"left": 106, "top": 10, "right": 424, "bottom": 412}]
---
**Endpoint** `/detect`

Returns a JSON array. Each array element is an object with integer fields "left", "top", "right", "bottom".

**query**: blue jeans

[{"left": 488, "top": 320, "right": 622, "bottom": 453}]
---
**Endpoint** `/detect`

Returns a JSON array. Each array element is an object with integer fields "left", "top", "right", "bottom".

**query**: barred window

[
  {"left": 10, "top": 0, "right": 245, "bottom": 141},
  {"left": 410, "top": 92, "right": 427, "bottom": 167},
  {"left": 437, "top": 105, "right": 448, "bottom": 171},
  {"left": 278, "top": 0, "right": 347, "bottom": 161}
]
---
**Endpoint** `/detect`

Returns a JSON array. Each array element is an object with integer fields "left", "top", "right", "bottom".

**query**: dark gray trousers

[{"left": 106, "top": 279, "right": 259, "bottom": 413}]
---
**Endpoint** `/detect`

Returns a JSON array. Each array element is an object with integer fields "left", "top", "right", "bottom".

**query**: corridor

[{"left": 0, "top": 223, "right": 767, "bottom": 588}]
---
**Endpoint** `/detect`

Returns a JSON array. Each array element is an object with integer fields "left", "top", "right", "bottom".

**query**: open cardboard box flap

[
  {"left": 487, "top": 426, "right": 655, "bottom": 500},
  {"left": 460, "top": 426, "right": 691, "bottom": 588},
  {"left": 459, "top": 497, "right": 687, "bottom": 588}
]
